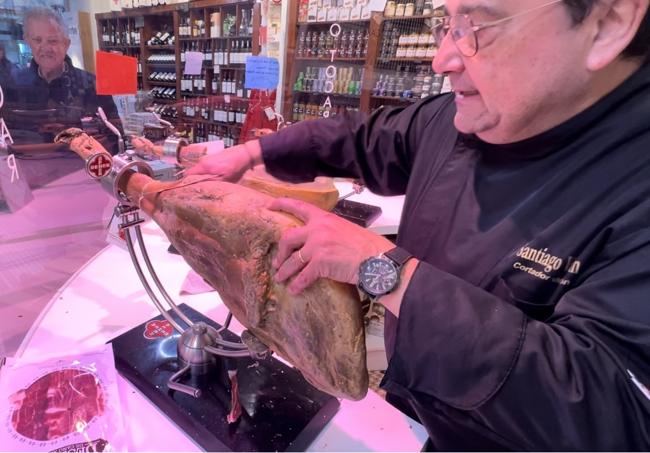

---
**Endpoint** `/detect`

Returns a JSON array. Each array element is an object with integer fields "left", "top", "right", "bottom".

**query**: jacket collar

[{"left": 29, "top": 54, "right": 73, "bottom": 81}]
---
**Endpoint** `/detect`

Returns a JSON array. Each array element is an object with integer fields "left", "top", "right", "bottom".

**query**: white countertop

[{"left": 16, "top": 196, "right": 424, "bottom": 451}]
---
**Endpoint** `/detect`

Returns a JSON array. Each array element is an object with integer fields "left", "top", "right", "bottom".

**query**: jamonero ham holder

[{"left": 53, "top": 111, "right": 369, "bottom": 451}]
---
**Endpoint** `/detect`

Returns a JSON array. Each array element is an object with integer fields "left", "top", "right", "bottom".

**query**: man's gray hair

[{"left": 23, "top": 6, "right": 69, "bottom": 39}]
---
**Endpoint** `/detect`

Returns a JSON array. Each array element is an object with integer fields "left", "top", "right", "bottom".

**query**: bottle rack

[
  {"left": 96, "top": 0, "right": 261, "bottom": 145},
  {"left": 283, "top": 0, "right": 449, "bottom": 122},
  {"left": 371, "top": 8, "right": 449, "bottom": 109},
  {"left": 99, "top": 16, "right": 144, "bottom": 90},
  {"left": 286, "top": 6, "right": 375, "bottom": 124}
]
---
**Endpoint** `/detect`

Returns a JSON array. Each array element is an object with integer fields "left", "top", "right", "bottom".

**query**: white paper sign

[
  {"left": 368, "top": 0, "right": 387, "bottom": 11},
  {"left": 264, "top": 106, "right": 276, "bottom": 121},
  {"left": 184, "top": 51, "right": 203, "bottom": 75}
]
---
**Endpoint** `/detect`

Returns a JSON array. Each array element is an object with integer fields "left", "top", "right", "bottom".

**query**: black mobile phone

[{"left": 333, "top": 199, "right": 382, "bottom": 227}]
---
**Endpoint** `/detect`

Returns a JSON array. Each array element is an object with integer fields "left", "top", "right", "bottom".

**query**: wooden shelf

[
  {"left": 382, "top": 14, "right": 436, "bottom": 20},
  {"left": 211, "top": 35, "right": 254, "bottom": 39},
  {"left": 295, "top": 56, "right": 367, "bottom": 62},
  {"left": 202, "top": 95, "right": 252, "bottom": 101},
  {"left": 294, "top": 90, "right": 361, "bottom": 99},
  {"left": 190, "top": 0, "right": 254, "bottom": 7},
  {"left": 100, "top": 44, "right": 140, "bottom": 49},
  {"left": 183, "top": 118, "right": 244, "bottom": 128},
  {"left": 150, "top": 97, "right": 178, "bottom": 103},
  {"left": 297, "top": 19, "right": 370, "bottom": 25},
  {"left": 145, "top": 62, "right": 176, "bottom": 66},
  {"left": 96, "top": 3, "right": 178, "bottom": 18},
  {"left": 377, "top": 57, "right": 433, "bottom": 63},
  {"left": 213, "top": 65, "right": 247, "bottom": 70},
  {"left": 146, "top": 44, "right": 175, "bottom": 50},
  {"left": 147, "top": 80, "right": 177, "bottom": 86}
]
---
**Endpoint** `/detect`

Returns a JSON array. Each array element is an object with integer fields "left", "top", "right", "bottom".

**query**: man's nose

[{"left": 432, "top": 32, "right": 465, "bottom": 75}]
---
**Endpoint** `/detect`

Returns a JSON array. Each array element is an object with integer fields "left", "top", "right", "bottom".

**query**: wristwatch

[{"left": 358, "top": 247, "right": 413, "bottom": 300}]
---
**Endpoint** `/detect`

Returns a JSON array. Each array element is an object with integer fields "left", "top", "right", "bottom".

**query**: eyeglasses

[{"left": 432, "top": 0, "right": 564, "bottom": 57}]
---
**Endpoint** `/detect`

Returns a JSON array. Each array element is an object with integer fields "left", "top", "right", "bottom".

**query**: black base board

[{"left": 110, "top": 304, "right": 339, "bottom": 451}]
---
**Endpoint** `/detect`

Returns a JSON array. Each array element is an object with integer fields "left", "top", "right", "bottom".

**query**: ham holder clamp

[{"left": 54, "top": 115, "right": 368, "bottom": 451}]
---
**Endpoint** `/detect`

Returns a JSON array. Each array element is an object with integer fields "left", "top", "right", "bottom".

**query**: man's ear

[
  {"left": 64, "top": 37, "right": 71, "bottom": 53},
  {"left": 586, "top": 0, "right": 648, "bottom": 70}
]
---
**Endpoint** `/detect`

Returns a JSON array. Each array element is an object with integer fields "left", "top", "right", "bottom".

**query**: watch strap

[{"left": 383, "top": 246, "right": 412, "bottom": 267}]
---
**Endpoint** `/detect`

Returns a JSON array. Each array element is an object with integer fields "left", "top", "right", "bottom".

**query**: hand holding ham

[
  {"left": 269, "top": 197, "right": 394, "bottom": 294},
  {"left": 185, "top": 141, "right": 259, "bottom": 182}
]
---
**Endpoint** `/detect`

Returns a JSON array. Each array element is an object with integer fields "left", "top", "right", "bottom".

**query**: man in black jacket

[
  {"left": 6, "top": 7, "right": 120, "bottom": 149},
  {"left": 187, "top": 0, "right": 650, "bottom": 449}
]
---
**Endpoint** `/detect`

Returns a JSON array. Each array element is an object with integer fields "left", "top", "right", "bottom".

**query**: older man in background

[{"left": 6, "top": 6, "right": 120, "bottom": 150}]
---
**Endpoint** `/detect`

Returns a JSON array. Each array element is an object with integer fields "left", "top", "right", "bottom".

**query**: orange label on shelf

[{"left": 95, "top": 51, "right": 137, "bottom": 95}]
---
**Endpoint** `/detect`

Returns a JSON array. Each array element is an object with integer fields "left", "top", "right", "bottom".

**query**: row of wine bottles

[
  {"left": 182, "top": 97, "right": 248, "bottom": 126},
  {"left": 179, "top": 39, "right": 253, "bottom": 65},
  {"left": 147, "top": 31, "right": 175, "bottom": 46}
]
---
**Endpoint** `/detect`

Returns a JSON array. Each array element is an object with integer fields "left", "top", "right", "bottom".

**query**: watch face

[{"left": 359, "top": 257, "right": 399, "bottom": 297}]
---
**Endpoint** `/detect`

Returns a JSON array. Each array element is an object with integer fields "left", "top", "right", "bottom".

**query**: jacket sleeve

[
  {"left": 259, "top": 94, "right": 455, "bottom": 196},
  {"left": 384, "top": 227, "right": 650, "bottom": 450}
]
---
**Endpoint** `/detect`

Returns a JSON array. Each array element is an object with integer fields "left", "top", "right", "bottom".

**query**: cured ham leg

[{"left": 56, "top": 129, "right": 369, "bottom": 401}]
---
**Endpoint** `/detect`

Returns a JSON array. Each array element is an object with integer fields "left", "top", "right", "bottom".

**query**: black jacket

[
  {"left": 259, "top": 63, "right": 650, "bottom": 450},
  {"left": 0, "top": 57, "right": 16, "bottom": 91}
]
